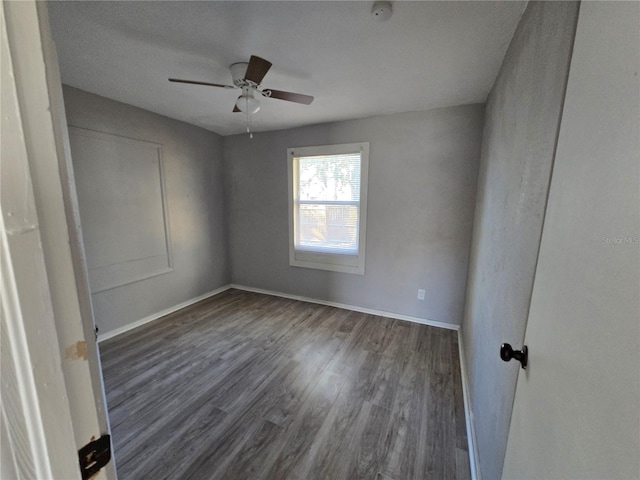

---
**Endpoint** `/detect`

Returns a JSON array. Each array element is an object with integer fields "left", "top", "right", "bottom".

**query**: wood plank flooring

[{"left": 99, "top": 289, "right": 471, "bottom": 480}]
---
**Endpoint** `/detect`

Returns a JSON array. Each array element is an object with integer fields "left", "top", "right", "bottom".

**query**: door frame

[{"left": 1, "top": 1, "right": 115, "bottom": 478}]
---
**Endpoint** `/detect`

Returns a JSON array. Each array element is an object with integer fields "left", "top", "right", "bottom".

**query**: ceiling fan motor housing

[{"left": 230, "top": 62, "right": 250, "bottom": 86}]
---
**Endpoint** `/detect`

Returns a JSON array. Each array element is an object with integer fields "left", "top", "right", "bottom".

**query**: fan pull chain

[{"left": 245, "top": 107, "right": 253, "bottom": 139}]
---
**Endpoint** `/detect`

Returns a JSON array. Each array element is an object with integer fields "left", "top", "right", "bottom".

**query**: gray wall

[
  {"left": 224, "top": 105, "right": 483, "bottom": 326},
  {"left": 461, "top": 2, "right": 579, "bottom": 479},
  {"left": 63, "top": 86, "right": 230, "bottom": 335}
]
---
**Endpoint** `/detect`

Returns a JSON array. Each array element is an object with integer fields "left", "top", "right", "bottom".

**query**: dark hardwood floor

[{"left": 99, "top": 289, "right": 471, "bottom": 480}]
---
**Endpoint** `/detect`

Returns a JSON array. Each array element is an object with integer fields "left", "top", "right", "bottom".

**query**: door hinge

[{"left": 78, "top": 434, "right": 111, "bottom": 480}]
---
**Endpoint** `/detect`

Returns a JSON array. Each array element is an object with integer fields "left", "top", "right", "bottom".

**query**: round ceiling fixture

[
  {"left": 235, "top": 89, "right": 260, "bottom": 114},
  {"left": 371, "top": 1, "right": 392, "bottom": 21}
]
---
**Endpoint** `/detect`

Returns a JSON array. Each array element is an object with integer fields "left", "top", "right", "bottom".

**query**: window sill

[{"left": 290, "top": 249, "right": 365, "bottom": 275}]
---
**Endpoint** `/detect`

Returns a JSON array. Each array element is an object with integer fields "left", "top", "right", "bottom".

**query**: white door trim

[
  {"left": 1, "top": 2, "right": 114, "bottom": 478},
  {"left": 1, "top": 3, "right": 79, "bottom": 477}
]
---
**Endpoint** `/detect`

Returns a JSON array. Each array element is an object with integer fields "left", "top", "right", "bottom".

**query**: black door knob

[{"left": 500, "top": 343, "right": 528, "bottom": 369}]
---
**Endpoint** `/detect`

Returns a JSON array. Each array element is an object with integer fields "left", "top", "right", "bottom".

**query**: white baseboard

[
  {"left": 230, "top": 284, "right": 460, "bottom": 331},
  {"left": 458, "top": 329, "right": 481, "bottom": 480},
  {"left": 97, "top": 284, "right": 232, "bottom": 342},
  {"left": 97, "top": 283, "right": 460, "bottom": 342}
]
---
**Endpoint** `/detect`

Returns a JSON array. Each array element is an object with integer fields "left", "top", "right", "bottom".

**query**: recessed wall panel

[{"left": 68, "top": 127, "right": 172, "bottom": 293}]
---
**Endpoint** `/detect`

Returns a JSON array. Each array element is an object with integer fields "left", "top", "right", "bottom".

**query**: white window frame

[{"left": 287, "top": 142, "right": 369, "bottom": 275}]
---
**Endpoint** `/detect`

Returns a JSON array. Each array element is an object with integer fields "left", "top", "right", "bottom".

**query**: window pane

[
  {"left": 298, "top": 153, "right": 360, "bottom": 202},
  {"left": 297, "top": 204, "right": 358, "bottom": 252}
]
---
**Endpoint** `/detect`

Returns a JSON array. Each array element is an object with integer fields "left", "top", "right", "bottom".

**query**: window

[{"left": 288, "top": 142, "right": 369, "bottom": 274}]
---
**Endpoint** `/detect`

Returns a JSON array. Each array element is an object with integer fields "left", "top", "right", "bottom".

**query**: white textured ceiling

[{"left": 48, "top": 1, "right": 525, "bottom": 136}]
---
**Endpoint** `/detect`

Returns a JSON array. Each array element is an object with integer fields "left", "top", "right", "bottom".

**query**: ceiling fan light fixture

[{"left": 236, "top": 91, "right": 260, "bottom": 114}]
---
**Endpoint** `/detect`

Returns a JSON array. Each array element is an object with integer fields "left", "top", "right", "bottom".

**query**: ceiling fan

[{"left": 169, "top": 55, "right": 314, "bottom": 115}]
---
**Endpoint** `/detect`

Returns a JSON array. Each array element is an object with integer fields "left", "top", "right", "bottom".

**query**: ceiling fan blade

[
  {"left": 233, "top": 105, "right": 240, "bottom": 113},
  {"left": 169, "top": 78, "right": 235, "bottom": 89},
  {"left": 244, "top": 56, "right": 272, "bottom": 85},
  {"left": 264, "top": 89, "right": 314, "bottom": 105}
]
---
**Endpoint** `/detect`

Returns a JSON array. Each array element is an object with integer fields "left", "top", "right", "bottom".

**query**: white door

[
  {"left": 1, "top": 2, "right": 115, "bottom": 478},
  {"left": 503, "top": 2, "right": 639, "bottom": 478}
]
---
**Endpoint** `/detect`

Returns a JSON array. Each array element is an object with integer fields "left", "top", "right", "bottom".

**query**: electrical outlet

[{"left": 417, "top": 289, "right": 425, "bottom": 300}]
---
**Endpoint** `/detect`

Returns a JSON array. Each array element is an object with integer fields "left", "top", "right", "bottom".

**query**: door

[
  {"left": 1, "top": 2, "right": 115, "bottom": 478},
  {"left": 503, "top": 2, "right": 639, "bottom": 478}
]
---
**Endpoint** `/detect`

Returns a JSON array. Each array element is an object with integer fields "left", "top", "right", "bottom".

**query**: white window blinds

[{"left": 294, "top": 151, "right": 361, "bottom": 254}]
